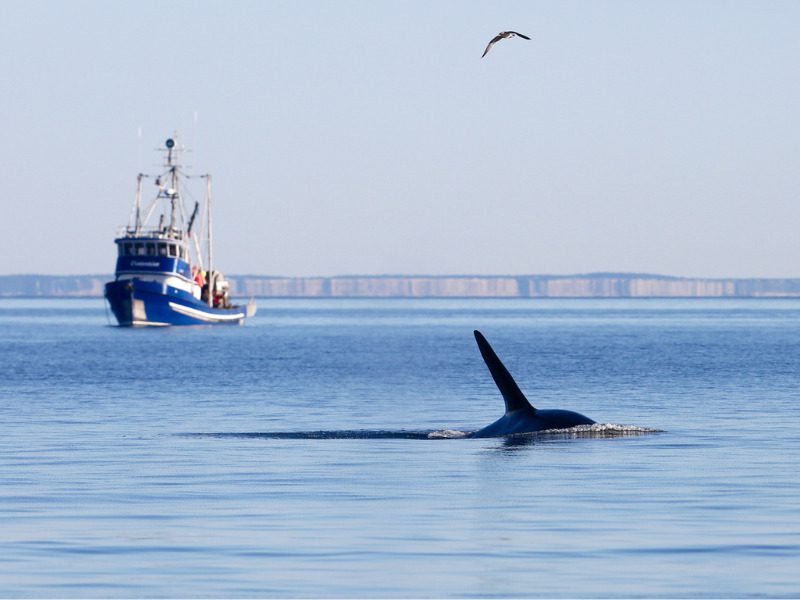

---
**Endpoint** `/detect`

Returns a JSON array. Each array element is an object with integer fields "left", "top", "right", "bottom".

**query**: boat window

[
  {"left": 158, "top": 243, "right": 168, "bottom": 257},
  {"left": 146, "top": 243, "right": 156, "bottom": 256},
  {"left": 125, "top": 243, "right": 134, "bottom": 256},
  {"left": 168, "top": 244, "right": 177, "bottom": 257},
  {"left": 135, "top": 243, "right": 145, "bottom": 256}
]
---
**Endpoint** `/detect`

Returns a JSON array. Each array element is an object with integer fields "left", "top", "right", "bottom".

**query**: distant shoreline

[{"left": 3, "top": 273, "right": 800, "bottom": 298}]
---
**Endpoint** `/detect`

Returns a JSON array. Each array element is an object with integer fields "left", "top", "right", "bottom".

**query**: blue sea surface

[{"left": 1, "top": 298, "right": 799, "bottom": 597}]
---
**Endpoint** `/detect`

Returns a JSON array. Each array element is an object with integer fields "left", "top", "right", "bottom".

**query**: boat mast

[
  {"left": 206, "top": 174, "right": 213, "bottom": 306},
  {"left": 166, "top": 138, "right": 178, "bottom": 233},
  {"left": 134, "top": 173, "right": 144, "bottom": 234}
]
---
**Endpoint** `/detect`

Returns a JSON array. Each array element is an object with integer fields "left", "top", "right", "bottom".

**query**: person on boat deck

[
  {"left": 194, "top": 268, "right": 206, "bottom": 287},
  {"left": 213, "top": 290, "right": 231, "bottom": 309}
]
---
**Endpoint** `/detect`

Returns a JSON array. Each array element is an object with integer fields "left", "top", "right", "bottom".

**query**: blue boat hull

[{"left": 104, "top": 279, "right": 247, "bottom": 326}]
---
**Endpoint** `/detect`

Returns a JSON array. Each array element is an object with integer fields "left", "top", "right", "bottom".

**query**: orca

[{"left": 470, "top": 330, "right": 595, "bottom": 438}]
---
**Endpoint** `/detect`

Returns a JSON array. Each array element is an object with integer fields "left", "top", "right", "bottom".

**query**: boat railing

[{"left": 116, "top": 226, "right": 187, "bottom": 241}]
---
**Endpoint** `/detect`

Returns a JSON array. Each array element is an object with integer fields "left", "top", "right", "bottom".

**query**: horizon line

[{"left": 4, "top": 272, "right": 800, "bottom": 281}]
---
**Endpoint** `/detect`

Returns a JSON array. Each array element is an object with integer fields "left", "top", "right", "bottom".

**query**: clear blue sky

[{"left": 2, "top": 1, "right": 799, "bottom": 278}]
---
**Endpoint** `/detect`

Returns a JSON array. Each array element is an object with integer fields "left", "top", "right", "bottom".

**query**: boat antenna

[
  {"left": 192, "top": 111, "right": 199, "bottom": 170},
  {"left": 136, "top": 126, "right": 143, "bottom": 174}
]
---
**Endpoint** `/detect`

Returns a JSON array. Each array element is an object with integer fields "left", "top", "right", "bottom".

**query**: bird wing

[
  {"left": 508, "top": 31, "right": 531, "bottom": 40},
  {"left": 481, "top": 34, "right": 503, "bottom": 58}
]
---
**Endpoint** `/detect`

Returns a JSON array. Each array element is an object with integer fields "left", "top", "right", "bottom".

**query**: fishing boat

[{"left": 104, "top": 136, "right": 256, "bottom": 326}]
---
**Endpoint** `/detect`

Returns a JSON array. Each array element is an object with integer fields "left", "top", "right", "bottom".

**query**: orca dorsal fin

[{"left": 474, "top": 330, "right": 536, "bottom": 414}]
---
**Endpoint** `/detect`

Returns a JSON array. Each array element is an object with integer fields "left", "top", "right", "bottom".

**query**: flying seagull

[{"left": 481, "top": 30, "right": 531, "bottom": 58}]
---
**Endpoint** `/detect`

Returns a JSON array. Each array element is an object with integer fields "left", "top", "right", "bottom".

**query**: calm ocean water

[{"left": 1, "top": 297, "right": 798, "bottom": 598}]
